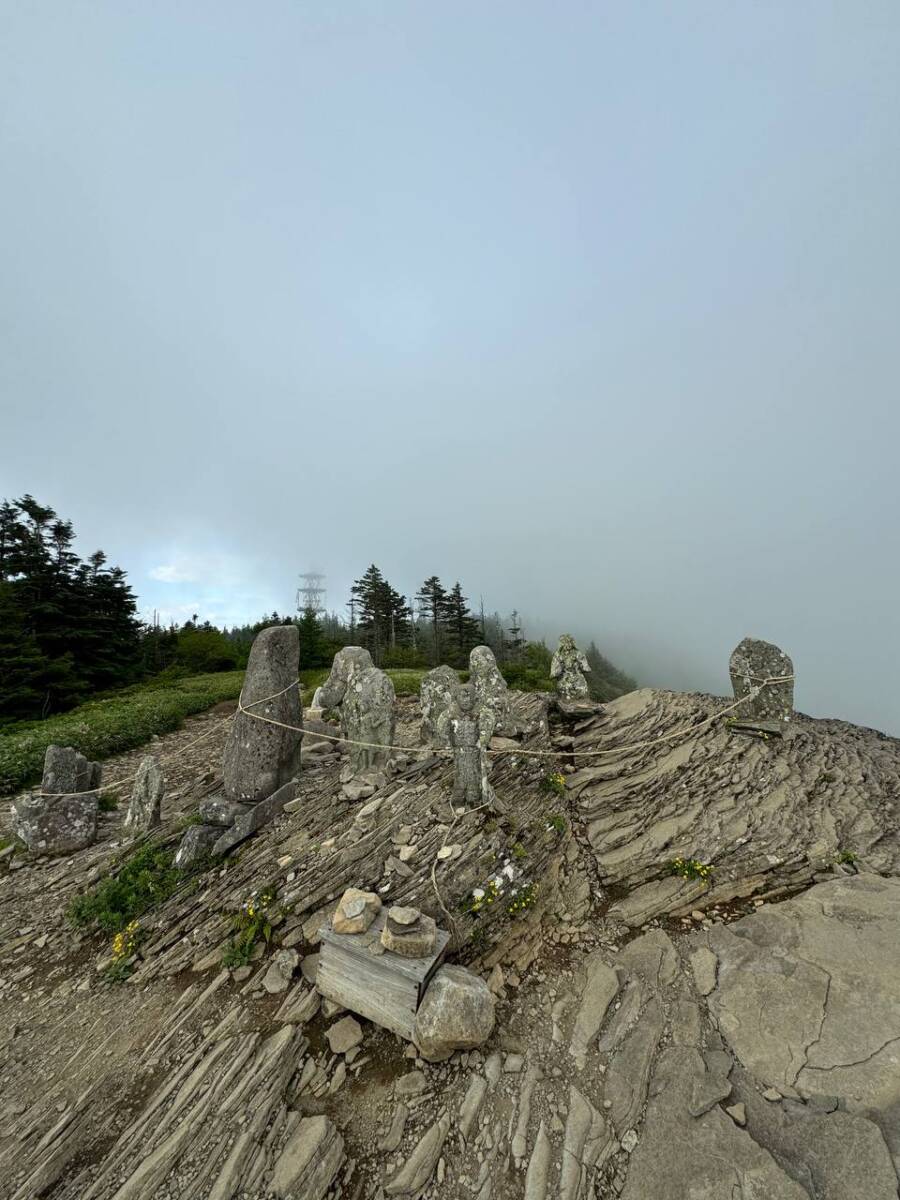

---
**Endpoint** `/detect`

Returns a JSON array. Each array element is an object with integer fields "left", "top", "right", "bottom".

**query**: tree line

[{"left": 0, "top": 498, "right": 635, "bottom": 724}]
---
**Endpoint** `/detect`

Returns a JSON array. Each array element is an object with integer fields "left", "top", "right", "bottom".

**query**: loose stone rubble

[
  {"left": 13, "top": 744, "right": 102, "bottom": 853},
  {"left": 551, "top": 633, "right": 591, "bottom": 701},
  {"left": 2, "top": 657, "right": 899, "bottom": 1200},
  {"left": 123, "top": 755, "right": 163, "bottom": 834}
]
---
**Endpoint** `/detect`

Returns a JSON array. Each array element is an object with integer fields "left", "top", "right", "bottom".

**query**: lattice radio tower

[{"left": 297, "top": 571, "right": 326, "bottom": 615}]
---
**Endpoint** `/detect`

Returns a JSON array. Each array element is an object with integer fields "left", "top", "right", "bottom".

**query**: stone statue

[
  {"left": 550, "top": 634, "right": 591, "bottom": 701},
  {"left": 448, "top": 685, "right": 496, "bottom": 809},
  {"left": 342, "top": 665, "right": 397, "bottom": 776},
  {"left": 420, "top": 665, "right": 461, "bottom": 748},
  {"left": 318, "top": 646, "right": 374, "bottom": 710},
  {"left": 469, "top": 645, "right": 516, "bottom": 738},
  {"left": 729, "top": 637, "right": 794, "bottom": 729},
  {"left": 223, "top": 624, "right": 302, "bottom": 804}
]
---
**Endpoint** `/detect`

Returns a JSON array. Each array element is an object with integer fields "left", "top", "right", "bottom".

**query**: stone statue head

[
  {"left": 558, "top": 634, "right": 577, "bottom": 653},
  {"left": 470, "top": 646, "right": 500, "bottom": 674},
  {"left": 456, "top": 684, "right": 475, "bottom": 714}
]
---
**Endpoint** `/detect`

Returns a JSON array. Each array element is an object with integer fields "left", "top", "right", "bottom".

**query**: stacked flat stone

[
  {"left": 729, "top": 637, "right": 794, "bottom": 731},
  {"left": 380, "top": 906, "right": 437, "bottom": 958},
  {"left": 13, "top": 744, "right": 102, "bottom": 854}
]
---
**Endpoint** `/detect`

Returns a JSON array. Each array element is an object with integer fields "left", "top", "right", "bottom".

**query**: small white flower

[{"left": 473, "top": 888, "right": 485, "bottom": 900}]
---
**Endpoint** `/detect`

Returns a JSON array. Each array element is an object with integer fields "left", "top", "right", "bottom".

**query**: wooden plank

[{"left": 318, "top": 910, "right": 449, "bottom": 983}]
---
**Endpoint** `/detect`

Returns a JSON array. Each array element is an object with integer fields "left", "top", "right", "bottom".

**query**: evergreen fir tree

[{"left": 415, "top": 575, "right": 448, "bottom": 666}]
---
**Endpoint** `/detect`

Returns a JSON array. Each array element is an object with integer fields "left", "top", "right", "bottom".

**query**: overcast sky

[{"left": 2, "top": 2, "right": 899, "bottom": 733}]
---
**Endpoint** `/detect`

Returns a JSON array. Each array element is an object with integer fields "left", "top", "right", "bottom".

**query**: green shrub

[
  {"left": 0, "top": 671, "right": 244, "bottom": 795},
  {"left": 98, "top": 792, "right": 119, "bottom": 812},
  {"left": 67, "top": 843, "right": 181, "bottom": 933}
]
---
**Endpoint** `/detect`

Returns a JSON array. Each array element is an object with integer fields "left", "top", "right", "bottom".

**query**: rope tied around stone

[{"left": 32, "top": 672, "right": 794, "bottom": 801}]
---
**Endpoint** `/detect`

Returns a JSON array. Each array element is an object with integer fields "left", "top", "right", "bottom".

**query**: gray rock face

[
  {"left": 448, "top": 685, "right": 495, "bottom": 809},
  {"left": 124, "top": 755, "right": 164, "bottom": 834},
  {"left": 469, "top": 645, "right": 516, "bottom": 737},
  {"left": 550, "top": 634, "right": 591, "bottom": 701},
  {"left": 707, "top": 874, "right": 900, "bottom": 1164},
  {"left": 14, "top": 743, "right": 102, "bottom": 853},
  {"left": 269, "top": 1114, "right": 344, "bottom": 1200},
  {"left": 13, "top": 791, "right": 98, "bottom": 854},
  {"left": 729, "top": 636, "right": 794, "bottom": 727},
  {"left": 571, "top": 687, "right": 900, "bottom": 924},
  {"left": 413, "top": 964, "right": 496, "bottom": 1062},
  {"left": 420, "top": 665, "right": 460, "bottom": 748},
  {"left": 223, "top": 624, "right": 302, "bottom": 805}
]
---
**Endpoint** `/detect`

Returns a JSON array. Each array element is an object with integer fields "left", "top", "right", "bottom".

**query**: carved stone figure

[
  {"left": 469, "top": 645, "right": 516, "bottom": 738},
  {"left": 318, "top": 646, "right": 374, "bottom": 710},
  {"left": 729, "top": 637, "right": 794, "bottom": 729},
  {"left": 550, "top": 634, "right": 591, "bottom": 701},
  {"left": 420, "top": 665, "right": 461, "bottom": 748},
  {"left": 342, "top": 666, "right": 396, "bottom": 776},
  {"left": 124, "top": 755, "right": 163, "bottom": 834},
  {"left": 223, "top": 624, "right": 302, "bottom": 805},
  {"left": 449, "top": 685, "right": 496, "bottom": 808}
]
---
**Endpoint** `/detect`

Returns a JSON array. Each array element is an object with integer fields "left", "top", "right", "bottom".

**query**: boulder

[
  {"left": 173, "top": 822, "right": 220, "bottom": 870},
  {"left": 222, "top": 624, "right": 302, "bottom": 805},
  {"left": 413, "top": 964, "right": 496, "bottom": 1062},
  {"left": 124, "top": 755, "right": 164, "bottom": 834},
  {"left": 198, "top": 795, "right": 251, "bottom": 827},
  {"left": 13, "top": 791, "right": 98, "bottom": 854}
]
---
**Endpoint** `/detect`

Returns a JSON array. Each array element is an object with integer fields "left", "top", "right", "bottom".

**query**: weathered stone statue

[
  {"left": 13, "top": 744, "right": 102, "bottom": 854},
  {"left": 469, "top": 645, "right": 516, "bottom": 738},
  {"left": 448, "top": 684, "right": 496, "bottom": 808},
  {"left": 729, "top": 637, "right": 794, "bottom": 730},
  {"left": 223, "top": 624, "right": 303, "bottom": 805},
  {"left": 342, "top": 666, "right": 396, "bottom": 777},
  {"left": 550, "top": 634, "right": 591, "bottom": 701},
  {"left": 318, "top": 646, "right": 374, "bottom": 710},
  {"left": 420, "top": 665, "right": 461, "bottom": 748},
  {"left": 124, "top": 755, "right": 163, "bottom": 834}
]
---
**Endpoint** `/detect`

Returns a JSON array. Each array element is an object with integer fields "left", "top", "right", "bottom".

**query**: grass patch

[
  {"left": 0, "top": 671, "right": 245, "bottom": 796},
  {"left": 98, "top": 793, "right": 119, "bottom": 813},
  {"left": 67, "top": 842, "right": 181, "bottom": 934}
]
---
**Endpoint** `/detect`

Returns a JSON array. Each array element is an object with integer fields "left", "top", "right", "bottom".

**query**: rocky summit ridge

[{"left": 1, "top": 648, "right": 899, "bottom": 1200}]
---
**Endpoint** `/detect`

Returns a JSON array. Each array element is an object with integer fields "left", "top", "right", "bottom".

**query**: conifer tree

[
  {"left": 415, "top": 575, "right": 448, "bottom": 666},
  {"left": 444, "top": 582, "right": 480, "bottom": 665}
]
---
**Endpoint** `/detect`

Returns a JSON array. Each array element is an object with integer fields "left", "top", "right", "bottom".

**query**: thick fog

[{"left": 2, "top": 3, "right": 899, "bottom": 733}]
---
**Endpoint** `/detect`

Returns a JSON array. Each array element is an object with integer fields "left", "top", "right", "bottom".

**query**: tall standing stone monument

[
  {"left": 728, "top": 636, "right": 794, "bottom": 733},
  {"left": 420, "top": 665, "right": 461, "bottom": 749},
  {"left": 223, "top": 624, "right": 303, "bottom": 804}
]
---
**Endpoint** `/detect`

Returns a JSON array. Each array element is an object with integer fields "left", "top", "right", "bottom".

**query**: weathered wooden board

[{"left": 317, "top": 910, "right": 450, "bottom": 1039}]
